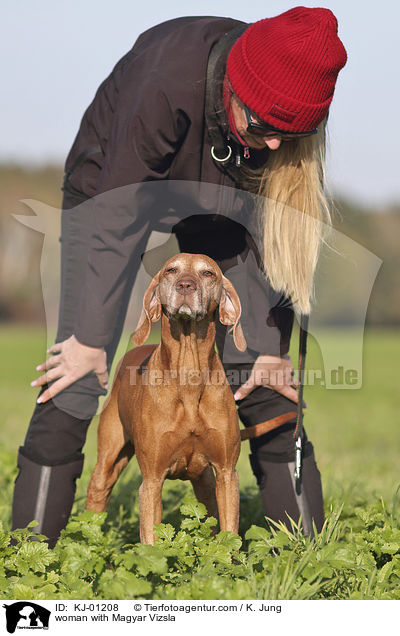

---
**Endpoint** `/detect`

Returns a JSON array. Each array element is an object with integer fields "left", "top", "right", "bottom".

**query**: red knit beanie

[{"left": 227, "top": 6, "right": 347, "bottom": 132}]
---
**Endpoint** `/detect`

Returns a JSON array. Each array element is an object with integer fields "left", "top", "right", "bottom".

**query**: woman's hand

[
  {"left": 233, "top": 354, "right": 299, "bottom": 403},
  {"left": 31, "top": 335, "right": 108, "bottom": 403}
]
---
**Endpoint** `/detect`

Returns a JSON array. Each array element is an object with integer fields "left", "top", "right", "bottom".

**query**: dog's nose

[{"left": 175, "top": 278, "right": 197, "bottom": 295}]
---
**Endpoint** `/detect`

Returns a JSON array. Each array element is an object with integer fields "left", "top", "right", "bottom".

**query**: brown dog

[{"left": 86, "top": 253, "right": 248, "bottom": 543}]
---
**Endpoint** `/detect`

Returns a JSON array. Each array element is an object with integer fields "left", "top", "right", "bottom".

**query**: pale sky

[{"left": 2, "top": 0, "right": 399, "bottom": 206}]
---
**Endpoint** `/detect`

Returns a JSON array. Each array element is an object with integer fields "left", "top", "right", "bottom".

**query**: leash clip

[{"left": 294, "top": 435, "right": 302, "bottom": 481}]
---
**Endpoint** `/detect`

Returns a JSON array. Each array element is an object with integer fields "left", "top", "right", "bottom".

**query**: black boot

[
  {"left": 250, "top": 451, "right": 325, "bottom": 534},
  {"left": 12, "top": 451, "right": 84, "bottom": 548}
]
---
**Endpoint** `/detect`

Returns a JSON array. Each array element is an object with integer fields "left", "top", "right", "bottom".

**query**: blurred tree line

[{"left": 0, "top": 164, "right": 398, "bottom": 326}]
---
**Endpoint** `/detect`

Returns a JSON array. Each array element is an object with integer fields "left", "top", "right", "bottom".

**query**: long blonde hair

[{"left": 253, "top": 124, "right": 330, "bottom": 315}]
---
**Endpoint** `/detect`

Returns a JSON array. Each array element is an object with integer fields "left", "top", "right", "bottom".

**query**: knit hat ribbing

[{"left": 226, "top": 6, "right": 347, "bottom": 132}]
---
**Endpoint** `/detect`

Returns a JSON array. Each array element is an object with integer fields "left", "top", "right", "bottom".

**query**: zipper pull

[
  {"left": 244, "top": 146, "right": 250, "bottom": 159},
  {"left": 235, "top": 152, "right": 241, "bottom": 168}
]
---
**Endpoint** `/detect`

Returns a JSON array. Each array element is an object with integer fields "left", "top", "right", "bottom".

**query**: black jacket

[{"left": 64, "top": 16, "right": 293, "bottom": 357}]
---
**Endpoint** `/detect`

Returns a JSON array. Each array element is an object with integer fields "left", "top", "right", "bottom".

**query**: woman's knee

[{"left": 22, "top": 397, "right": 91, "bottom": 466}]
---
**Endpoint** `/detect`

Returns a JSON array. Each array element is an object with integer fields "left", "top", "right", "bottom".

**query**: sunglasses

[{"left": 243, "top": 103, "right": 318, "bottom": 140}]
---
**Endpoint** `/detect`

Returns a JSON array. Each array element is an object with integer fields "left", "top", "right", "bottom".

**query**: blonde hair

[{"left": 254, "top": 124, "right": 331, "bottom": 315}]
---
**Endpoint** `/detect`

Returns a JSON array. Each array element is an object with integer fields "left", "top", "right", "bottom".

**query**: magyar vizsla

[
  {"left": 86, "top": 253, "right": 296, "bottom": 543},
  {"left": 86, "top": 253, "right": 247, "bottom": 543}
]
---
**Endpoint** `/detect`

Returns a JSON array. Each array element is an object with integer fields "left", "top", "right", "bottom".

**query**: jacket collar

[{"left": 204, "top": 24, "right": 269, "bottom": 175}]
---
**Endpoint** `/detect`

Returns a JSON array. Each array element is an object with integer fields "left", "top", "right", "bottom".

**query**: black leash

[{"left": 294, "top": 312, "right": 309, "bottom": 492}]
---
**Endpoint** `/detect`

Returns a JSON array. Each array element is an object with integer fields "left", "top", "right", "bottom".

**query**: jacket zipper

[{"left": 231, "top": 136, "right": 250, "bottom": 167}]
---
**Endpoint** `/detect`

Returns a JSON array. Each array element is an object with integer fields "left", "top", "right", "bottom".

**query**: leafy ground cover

[
  {"left": 0, "top": 326, "right": 399, "bottom": 599},
  {"left": 1, "top": 487, "right": 400, "bottom": 600}
]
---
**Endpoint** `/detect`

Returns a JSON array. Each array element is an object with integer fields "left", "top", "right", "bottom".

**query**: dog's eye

[
  {"left": 202, "top": 270, "right": 215, "bottom": 277},
  {"left": 165, "top": 267, "right": 177, "bottom": 274}
]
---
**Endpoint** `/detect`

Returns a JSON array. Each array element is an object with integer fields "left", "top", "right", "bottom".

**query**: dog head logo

[
  {"left": 14, "top": 187, "right": 382, "bottom": 389},
  {"left": 3, "top": 602, "right": 50, "bottom": 633}
]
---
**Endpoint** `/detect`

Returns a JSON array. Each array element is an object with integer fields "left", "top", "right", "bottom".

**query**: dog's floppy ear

[
  {"left": 219, "top": 275, "right": 247, "bottom": 352},
  {"left": 132, "top": 272, "right": 161, "bottom": 346}
]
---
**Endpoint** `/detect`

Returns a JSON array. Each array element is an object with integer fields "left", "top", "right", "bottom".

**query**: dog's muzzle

[{"left": 175, "top": 278, "right": 197, "bottom": 296}]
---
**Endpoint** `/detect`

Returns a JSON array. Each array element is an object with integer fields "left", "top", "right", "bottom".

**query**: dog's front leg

[{"left": 138, "top": 477, "right": 164, "bottom": 544}]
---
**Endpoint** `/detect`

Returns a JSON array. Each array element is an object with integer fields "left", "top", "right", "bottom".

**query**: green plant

[{"left": 2, "top": 490, "right": 400, "bottom": 600}]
